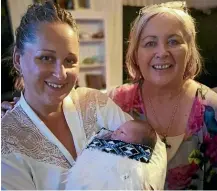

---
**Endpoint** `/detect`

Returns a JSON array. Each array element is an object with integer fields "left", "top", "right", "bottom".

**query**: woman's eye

[
  {"left": 39, "top": 56, "right": 54, "bottom": 62},
  {"left": 66, "top": 58, "right": 75, "bottom": 64},
  {"left": 144, "top": 41, "right": 156, "bottom": 47},
  {"left": 168, "top": 39, "right": 180, "bottom": 46}
]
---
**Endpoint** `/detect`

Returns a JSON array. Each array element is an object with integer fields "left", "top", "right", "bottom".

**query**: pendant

[{"left": 162, "top": 136, "right": 171, "bottom": 149}]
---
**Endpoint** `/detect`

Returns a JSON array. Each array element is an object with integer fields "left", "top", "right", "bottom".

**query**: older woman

[
  {"left": 109, "top": 2, "right": 217, "bottom": 190},
  {"left": 1, "top": 1, "right": 136, "bottom": 190}
]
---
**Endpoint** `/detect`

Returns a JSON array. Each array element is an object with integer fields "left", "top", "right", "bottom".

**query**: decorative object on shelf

[
  {"left": 56, "top": 0, "right": 75, "bottom": 9},
  {"left": 82, "top": 57, "right": 96, "bottom": 65},
  {"left": 82, "top": 56, "right": 104, "bottom": 65},
  {"left": 66, "top": 0, "right": 75, "bottom": 10},
  {"left": 79, "top": 32, "right": 92, "bottom": 40},
  {"left": 92, "top": 30, "right": 104, "bottom": 39},
  {"left": 73, "top": 0, "right": 90, "bottom": 10}
]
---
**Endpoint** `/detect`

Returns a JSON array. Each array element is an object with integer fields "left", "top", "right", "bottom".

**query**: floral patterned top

[{"left": 109, "top": 82, "right": 217, "bottom": 190}]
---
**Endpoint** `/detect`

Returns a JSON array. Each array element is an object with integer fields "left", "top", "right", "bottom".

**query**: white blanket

[{"left": 65, "top": 134, "right": 167, "bottom": 190}]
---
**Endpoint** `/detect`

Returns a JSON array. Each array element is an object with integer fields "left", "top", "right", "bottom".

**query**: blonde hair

[{"left": 126, "top": 1, "right": 203, "bottom": 82}]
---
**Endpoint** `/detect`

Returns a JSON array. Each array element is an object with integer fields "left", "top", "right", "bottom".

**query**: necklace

[{"left": 147, "top": 89, "right": 182, "bottom": 149}]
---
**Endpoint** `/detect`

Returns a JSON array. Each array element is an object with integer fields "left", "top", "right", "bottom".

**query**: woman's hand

[{"left": 1, "top": 97, "right": 20, "bottom": 118}]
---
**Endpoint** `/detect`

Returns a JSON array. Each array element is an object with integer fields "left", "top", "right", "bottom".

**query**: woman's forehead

[
  {"left": 36, "top": 22, "right": 78, "bottom": 42},
  {"left": 141, "top": 13, "right": 185, "bottom": 37},
  {"left": 24, "top": 23, "right": 79, "bottom": 53}
]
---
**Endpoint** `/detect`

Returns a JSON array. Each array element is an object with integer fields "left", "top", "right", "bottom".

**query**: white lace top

[{"left": 1, "top": 87, "right": 132, "bottom": 190}]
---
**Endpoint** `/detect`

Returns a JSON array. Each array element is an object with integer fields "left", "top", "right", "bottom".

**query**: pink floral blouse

[{"left": 109, "top": 82, "right": 217, "bottom": 190}]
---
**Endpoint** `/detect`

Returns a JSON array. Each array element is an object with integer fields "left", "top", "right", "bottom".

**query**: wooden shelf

[
  {"left": 80, "top": 63, "right": 104, "bottom": 69},
  {"left": 68, "top": 10, "right": 104, "bottom": 21},
  {"left": 66, "top": 10, "right": 109, "bottom": 88},
  {"left": 79, "top": 38, "right": 104, "bottom": 43}
]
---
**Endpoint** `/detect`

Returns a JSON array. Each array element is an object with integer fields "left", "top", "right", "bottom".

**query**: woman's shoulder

[
  {"left": 107, "top": 83, "right": 141, "bottom": 113},
  {"left": 190, "top": 81, "right": 217, "bottom": 134},
  {"left": 1, "top": 104, "right": 28, "bottom": 154},
  {"left": 1, "top": 104, "right": 71, "bottom": 169},
  {"left": 108, "top": 83, "right": 139, "bottom": 101},
  {"left": 205, "top": 87, "right": 217, "bottom": 107},
  {"left": 196, "top": 82, "right": 217, "bottom": 108},
  {"left": 110, "top": 83, "right": 138, "bottom": 94},
  {"left": 1, "top": 104, "right": 24, "bottom": 127}
]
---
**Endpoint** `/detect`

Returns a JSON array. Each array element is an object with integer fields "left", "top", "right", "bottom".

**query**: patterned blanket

[{"left": 87, "top": 137, "right": 153, "bottom": 163}]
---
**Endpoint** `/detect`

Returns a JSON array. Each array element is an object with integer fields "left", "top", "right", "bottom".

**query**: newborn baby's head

[{"left": 111, "top": 120, "right": 156, "bottom": 149}]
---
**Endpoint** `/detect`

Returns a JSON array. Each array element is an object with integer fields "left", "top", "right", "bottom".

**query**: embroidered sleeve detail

[
  {"left": 72, "top": 88, "right": 108, "bottom": 139},
  {"left": 1, "top": 106, "right": 71, "bottom": 169}
]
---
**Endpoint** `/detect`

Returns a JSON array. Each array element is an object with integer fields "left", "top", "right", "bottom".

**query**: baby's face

[{"left": 111, "top": 120, "right": 153, "bottom": 144}]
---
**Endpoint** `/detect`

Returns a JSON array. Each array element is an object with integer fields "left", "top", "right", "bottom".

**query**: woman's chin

[
  {"left": 149, "top": 75, "right": 182, "bottom": 87},
  {"left": 45, "top": 93, "right": 68, "bottom": 105}
]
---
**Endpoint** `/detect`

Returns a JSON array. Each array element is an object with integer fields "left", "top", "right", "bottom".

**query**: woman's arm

[
  {"left": 2, "top": 156, "right": 36, "bottom": 190},
  {"left": 203, "top": 89, "right": 217, "bottom": 189}
]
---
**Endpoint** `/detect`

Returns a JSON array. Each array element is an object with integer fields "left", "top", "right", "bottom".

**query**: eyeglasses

[{"left": 138, "top": 1, "right": 188, "bottom": 16}]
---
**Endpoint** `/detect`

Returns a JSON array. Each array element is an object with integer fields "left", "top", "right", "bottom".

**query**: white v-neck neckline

[
  {"left": 62, "top": 95, "right": 87, "bottom": 157},
  {"left": 19, "top": 92, "right": 86, "bottom": 166}
]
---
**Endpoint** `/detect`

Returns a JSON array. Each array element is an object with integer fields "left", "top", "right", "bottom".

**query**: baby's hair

[
  {"left": 132, "top": 120, "right": 157, "bottom": 149},
  {"left": 141, "top": 136, "right": 156, "bottom": 149}
]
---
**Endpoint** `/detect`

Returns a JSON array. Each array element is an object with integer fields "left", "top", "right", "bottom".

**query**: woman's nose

[
  {"left": 155, "top": 44, "right": 170, "bottom": 59},
  {"left": 52, "top": 63, "right": 67, "bottom": 80}
]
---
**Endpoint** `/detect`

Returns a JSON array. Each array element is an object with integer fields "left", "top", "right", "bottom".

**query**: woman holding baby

[{"left": 1, "top": 1, "right": 135, "bottom": 190}]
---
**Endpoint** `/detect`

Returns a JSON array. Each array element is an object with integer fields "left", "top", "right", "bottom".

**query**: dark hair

[
  {"left": 141, "top": 131, "right": 157, "bottom": 149},
  {"left": 11, "top": 0, "right": 78, "bottom": 91},
  {"left": 132, "top": 119, "right": 157, "bottom": 149}
]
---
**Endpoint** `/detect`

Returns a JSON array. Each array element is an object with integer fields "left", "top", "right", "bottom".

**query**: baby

[
  {"left": 65, "top": 120, "right": 167, "bottom": 190},
  {"left": 108, "top": 119, "right": 157, "bottom": 148}
]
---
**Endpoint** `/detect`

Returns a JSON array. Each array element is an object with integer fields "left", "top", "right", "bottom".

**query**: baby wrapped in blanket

[{"left": 65, "top": 120, "right": 167, "bottom": 190}]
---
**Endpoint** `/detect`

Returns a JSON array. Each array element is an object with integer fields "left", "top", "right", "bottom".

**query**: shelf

[
  {"left": 80, "top": 63, "right": 104, "bottom": 69},
  {"left": 79, "top": 38, "right": 104, "bottom": 43},
  {"left": 68, "top": 10, "right": 105, "bottom": 21}
]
